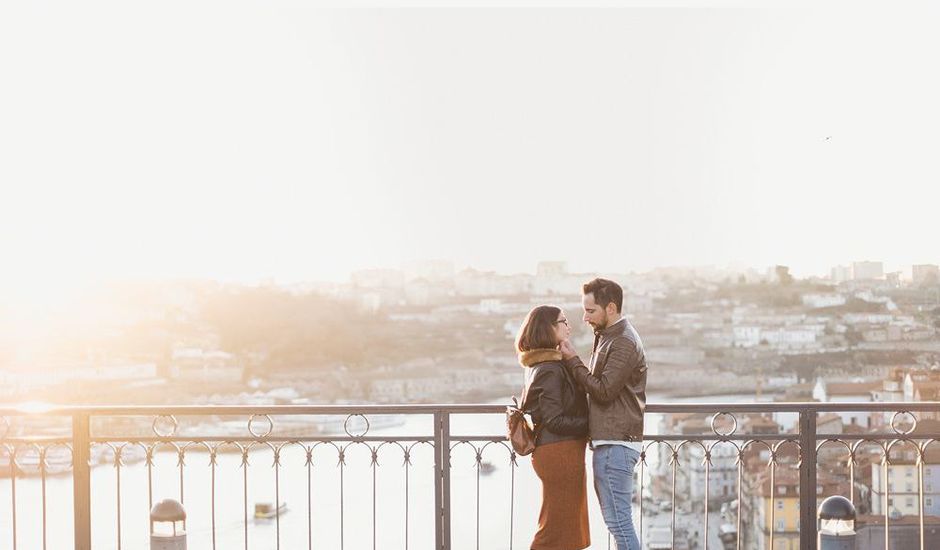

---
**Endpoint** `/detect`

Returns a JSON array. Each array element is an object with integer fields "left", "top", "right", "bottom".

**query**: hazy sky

[{"left": 2, "top": 1, "right": 938, "bottom": 290}]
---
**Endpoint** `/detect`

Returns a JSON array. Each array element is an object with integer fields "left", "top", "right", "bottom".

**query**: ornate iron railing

[{"left": 1, "top": 402, "right": 939, "bottom": 550}]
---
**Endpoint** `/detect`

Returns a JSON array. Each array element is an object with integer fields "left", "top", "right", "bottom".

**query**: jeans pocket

[
  {"left": 623, "top": 446, "right": 640, "bottom": 467},
  {"left": 605, "top": 447, "right": 634, "bottom": 473}
]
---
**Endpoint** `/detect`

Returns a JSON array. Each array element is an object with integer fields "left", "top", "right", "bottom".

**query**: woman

[{"left": 516, "top": 305, "right": 590, "bottom": 550}]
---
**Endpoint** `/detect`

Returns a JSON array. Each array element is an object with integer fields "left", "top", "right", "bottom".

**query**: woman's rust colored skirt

[{"left": 529, "top": 438, "right": 590, "bottom": 550}]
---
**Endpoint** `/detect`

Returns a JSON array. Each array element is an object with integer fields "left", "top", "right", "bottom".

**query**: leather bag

[{"left": 506, "top": 395, "right": 540, "bottom": 456}]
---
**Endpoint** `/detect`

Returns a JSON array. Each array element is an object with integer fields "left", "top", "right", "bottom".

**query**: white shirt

[{"left": 591, "top": 440, "right": 644, "bottom": 453}]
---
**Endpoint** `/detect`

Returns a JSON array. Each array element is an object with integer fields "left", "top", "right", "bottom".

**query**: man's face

[{"left": 582, "top": 293, "right": 609, "bottom": 331}]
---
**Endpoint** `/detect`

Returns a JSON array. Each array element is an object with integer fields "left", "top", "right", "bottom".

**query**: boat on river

[{"left": 254, "top": 502, "right": 288, "bottom": 519}]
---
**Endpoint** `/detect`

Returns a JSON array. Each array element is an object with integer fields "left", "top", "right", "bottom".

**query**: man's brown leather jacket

[{"left": 564, "top": 318, "right": 647, "bottom": 441}]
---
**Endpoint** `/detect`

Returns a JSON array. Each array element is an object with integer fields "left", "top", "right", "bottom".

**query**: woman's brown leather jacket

[{"left": 521, "top": 350, "right": 588, "bottom": 447}]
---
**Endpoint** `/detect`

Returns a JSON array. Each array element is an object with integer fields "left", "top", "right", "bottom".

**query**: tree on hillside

[{"left": 201, "top": 288, "right": 394, "bottom": 369}]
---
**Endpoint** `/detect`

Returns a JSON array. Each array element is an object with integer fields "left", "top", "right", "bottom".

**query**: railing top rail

[
  {"left": 1, "top": 401, "right": 939, "bottom": 417},
  {"left": 649, "top": 401, "right": 940, "bottom": 413}
]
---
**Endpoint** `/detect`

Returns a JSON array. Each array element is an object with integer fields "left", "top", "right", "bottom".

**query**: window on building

[
  {"left": 927, "top": 498, "right": 934, "bottom": 507},
  {"left": 907, "top": 497, "right": 914, "bottom": 507},
  {"left": 907, "top": 469, "right": 913, "bottom": 477},
  {"left": 777, "top": 500, "right": 784, "bottom": 510},
  {"left": 775, "top": 519, "right": 786, "bottom": 532},
  {"left": 888, "top": 498, "right": 894, "bottom": 506},
  {"left": 779, "top": 486, "right": 787, "bottom": 495}
]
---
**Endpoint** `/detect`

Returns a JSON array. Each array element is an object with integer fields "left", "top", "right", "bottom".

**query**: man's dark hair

[{"left": 582, "top": 278, "right": 623, "bottom": 313}]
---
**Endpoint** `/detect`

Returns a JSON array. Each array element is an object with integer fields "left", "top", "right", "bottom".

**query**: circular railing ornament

[
  {"left": 890, "top": 410, "right": 917, "bottom": 436},
  {"left": 344, "top": 414, "right": 370, "bottom": 438},
  {"left": 248, "top": 414, "right": 274, "bottom": 438},
  {"left": 152, "top": 415, "right": 179, "bottom": 438},
  {"left": 710, "top": 412, "right": 738, "bottom": 437}
]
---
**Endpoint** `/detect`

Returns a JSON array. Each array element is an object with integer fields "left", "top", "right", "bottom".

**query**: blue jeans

[{"left": 592, "top": 445, "right": 641, "bottom": 550}]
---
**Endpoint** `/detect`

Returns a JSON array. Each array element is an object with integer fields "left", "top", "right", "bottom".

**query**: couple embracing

[{"left": 515, "top": 278, "right": 648, "bottom": 550}]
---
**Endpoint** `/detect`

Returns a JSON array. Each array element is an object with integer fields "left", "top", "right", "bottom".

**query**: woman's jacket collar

[{"left": 519, "top": 348, "right": 563, "bottom": 367}]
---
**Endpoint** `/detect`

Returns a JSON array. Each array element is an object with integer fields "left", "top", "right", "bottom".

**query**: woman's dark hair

[{"left": 515, "top": 305, "right": 562, "bottom": 352}]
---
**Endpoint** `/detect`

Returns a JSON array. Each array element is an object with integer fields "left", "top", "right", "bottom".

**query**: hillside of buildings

[{"left": 2, "top": 261, "right": 940, "bottom": 407}]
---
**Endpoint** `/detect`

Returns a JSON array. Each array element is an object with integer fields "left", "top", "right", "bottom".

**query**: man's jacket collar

[{"left": 596, "top": 317, "right": 626, "bottom": 338}]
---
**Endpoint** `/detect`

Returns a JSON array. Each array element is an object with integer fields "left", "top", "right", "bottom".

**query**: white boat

[
  {"left": 718, "top": 522, "right": 737, "bottom": 544},
  {"left": 254, "top": 502, "right": 288, "bottom": 519}
]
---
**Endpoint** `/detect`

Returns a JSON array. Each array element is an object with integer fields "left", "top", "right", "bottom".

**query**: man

[{"left": 560, "top": 277, "right": 647, "bottom": 550}]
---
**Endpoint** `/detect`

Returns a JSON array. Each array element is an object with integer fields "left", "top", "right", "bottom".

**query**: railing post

[
  {"left": 72, "top": 413, "right": 92, "bottom": 550},
  {"left": 799, "top": 408, "right": 818, "bottom": 550},
  {"left": 433, "top": 411, "right": 451, "bottom": 550}
]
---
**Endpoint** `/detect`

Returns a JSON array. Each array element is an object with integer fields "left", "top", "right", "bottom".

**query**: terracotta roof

[
  {"left": 744, "top": 415, "right": 780, "bottom": 428},
  {"left": 757, "top": 468, "right": 844, "bottom": 497},
  {"left": 914, "top": 382, "right": 940, "bottom": 399},
  {"left": 843, "top": 423, "right": 869, "bottom": 435},
  {"left": 914, "top": 419, "right": 940, "bottom": 436}
]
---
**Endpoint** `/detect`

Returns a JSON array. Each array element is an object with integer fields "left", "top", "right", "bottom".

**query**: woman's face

[{"left": 552, "top": 311, "right": 571, "bottom": 344}]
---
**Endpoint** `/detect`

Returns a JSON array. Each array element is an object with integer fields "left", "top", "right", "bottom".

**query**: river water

[{"left": 0, "top": 392, "right": 772, "bottom": 550}]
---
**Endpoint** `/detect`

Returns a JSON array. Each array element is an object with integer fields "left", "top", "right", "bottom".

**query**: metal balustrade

[{"left": 1, "top": 402, "right": 940, "bottom": 550}]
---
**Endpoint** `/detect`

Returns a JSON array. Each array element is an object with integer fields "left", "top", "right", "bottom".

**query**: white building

[
  {"left": 853, "top": 261, "right": 885, "bottom": 281},
  {"left": 802, "top": 293, "right": 847, "bottom": 309},
  {"left": 831, "top": 265, "right": 853, "bottom": 283},
  {"left": 732, "top": 325, "right": 821, "bottom": 351},
  {"left": 843, "top": 313, "right": 894, "bottom": 325},
  {"left": 913, "top": 264, "right": 940, "bottom": 286},
  {"left": 812, "top": 378, "right": 879, "bottom": 428},
  {"left": 760, "top": 327, "right": 820, "bottom": 350},
  {"left": 871, "top": 461, "right": 940, "bottom": 516},
  {"left": 733, "top": 326, "right": 762, "bottom": 347},
  {"left": 687, "top": 443, "right": 739, "bottom": 505}
]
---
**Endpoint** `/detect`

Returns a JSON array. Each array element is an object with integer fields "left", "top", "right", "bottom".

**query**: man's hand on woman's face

[{"left": 559, "top": 339, "right": 577, "bottom": 360}]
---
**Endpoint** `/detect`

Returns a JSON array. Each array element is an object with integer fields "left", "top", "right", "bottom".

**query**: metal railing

[{"left": 1, "top": 401, "right": 939, "bottom": 550}]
